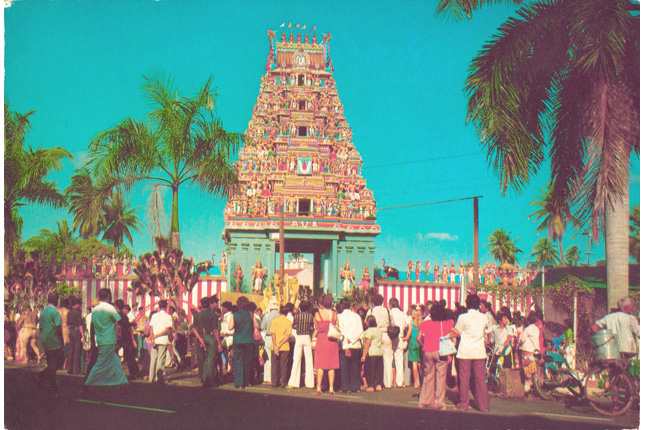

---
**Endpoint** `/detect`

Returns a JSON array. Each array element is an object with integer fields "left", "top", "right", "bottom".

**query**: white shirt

[
  {"left": 221, "top": 311, "right": 234, "bottom": 336},
  {"left": 390, "top": 307, "right": 411, "bottom": 348},
  {"left": 149, "top": 310, "right": 173, "bottom": 345},
  {"left": 487, "top": 324, "right": 513, "bottom": 355},
  {"left": 520, "top": 324, "right": 541, "bottom": 353},
  {"left": 338, "top": 309, "right": 363, "bottom": 350},
  {"left": 367, "top": 306, "right": 389, "bottom": 332},
  {"left": 455, "top": 309, "right": 488, "bottom": 359},
  {"left": 595, "top": 311, "right": 640, "bottom": 354}
]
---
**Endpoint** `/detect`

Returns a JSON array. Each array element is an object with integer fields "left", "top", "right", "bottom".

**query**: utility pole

[
  {"left": 582, "top": 231, "right": 592, "bottom": 266},
  {"left": 473, "top": 196, "right": 480, "bottom": 286}
]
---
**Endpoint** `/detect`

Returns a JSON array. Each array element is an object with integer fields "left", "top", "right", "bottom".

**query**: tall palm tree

[
  {"left": 88, "top": 72, "right": 243, "bottom": 250},
  {"left": 530, "top": 237, "right": 559, "bottom": 267},
  {"left": 485, "top": 228, "right": 522, "bottom": 264},
  {"left": 565, "top": 245, "right": 582, "bottom": 267},
  {"left": 528, "top": 183, "right": 579, "bottom": 266},
  {"left": 102, "top": 192, "right": 143, "bottom": 251},
  {"left": 66, "top": 167, "right": 107, "bottom": 239},
  {"left": 629, "top": 205, "right": 639, "bottom": 263},
  {"left": 437, "top": 0, "right": 639, "bottom": 310},
  {"left": 4, "top": 102, "right": 73, "bottom": 274}
]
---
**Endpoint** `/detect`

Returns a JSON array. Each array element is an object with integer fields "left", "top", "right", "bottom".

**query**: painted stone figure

[
  {"left": 415, "top": 261, "right": 421, "bottom": 281},
  {"left": 424, "top": 261, "right": 430, "bottom": 283},
  {"left": 251, "top": 259, "right": 267, "bottom": 294},
  {"left": 449, "top": 260, "right": 457, "bottom": 284},
  {"left": 406, "top": 260, "right": 413, "bottom": 281},
  {"left": 218, "top": 251, "right": 228, "bottom": 277},
  {"left": 340, "top": 260, "right": 353, "bottom": 294},
  {"left": 234, "top": 264, "right": 244, "bottom": 292}
]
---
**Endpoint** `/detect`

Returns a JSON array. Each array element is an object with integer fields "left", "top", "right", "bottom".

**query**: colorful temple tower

[{"left": 222, "top": 28, "right": 379, "bottom": 297}]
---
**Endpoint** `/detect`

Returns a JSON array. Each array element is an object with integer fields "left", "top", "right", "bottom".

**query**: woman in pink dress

[{"left": 313, "top": 294, "right": 339, "bottom": 395}]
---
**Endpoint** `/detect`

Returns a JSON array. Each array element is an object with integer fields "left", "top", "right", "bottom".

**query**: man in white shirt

[
  {"left": 450, "top": 294, "right": 490, "bottom": 412},
  {"left": 366, "top": 294, "right": 391, "bottom": 388},
  {"left": 592, "top": 296, "right": 640, "bottom": 357},
  {"left": 149, "top": 300, "right": 174, "bottom": 383},
  {"left": 338, "top": 299, "right": 363, "bottom": 392},
  {"left": 388, "top": 298, "right": 412, "bottom": 387}
]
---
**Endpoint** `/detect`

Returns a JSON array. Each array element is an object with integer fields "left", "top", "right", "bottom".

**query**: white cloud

[{"left": 417, "top": 232, "right": 459, "bottom": 241}]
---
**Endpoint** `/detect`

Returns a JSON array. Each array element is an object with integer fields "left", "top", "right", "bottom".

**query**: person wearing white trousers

[{"left": 287, "top": 334, "right": 314, "bottom": 388}]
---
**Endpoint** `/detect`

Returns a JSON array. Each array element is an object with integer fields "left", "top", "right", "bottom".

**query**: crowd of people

[{"left": 4, "top": 289, "right": 639, "bottom": 413}]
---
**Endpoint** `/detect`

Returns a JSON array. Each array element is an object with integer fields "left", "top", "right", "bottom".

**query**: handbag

[
  {"left": 326, "top": 310, "right": 344, "bottom": 342},
  {"left": 386, "top": 308, "right": 400, "bottom": 341},
  {"left": 438, "top": 321, "right": 457, "bottom": 356}
]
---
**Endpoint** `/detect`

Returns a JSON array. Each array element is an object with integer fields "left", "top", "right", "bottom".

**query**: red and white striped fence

[{"left": 375, "top": 280, "right": 533, "bottom": 314}]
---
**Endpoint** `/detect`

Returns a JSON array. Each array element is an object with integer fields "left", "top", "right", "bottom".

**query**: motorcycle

[{"left": 532, "top": 347, "right": 584, "bottom": 400}]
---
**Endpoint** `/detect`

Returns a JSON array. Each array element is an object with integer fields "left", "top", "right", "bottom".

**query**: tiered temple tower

[{"left": 222, "top": 29, "right": 379, "bottom": 297}]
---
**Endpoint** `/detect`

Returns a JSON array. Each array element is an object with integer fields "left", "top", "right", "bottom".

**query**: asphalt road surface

[{"left": 4, "top": 362, "right": 639, "bottom": 430}]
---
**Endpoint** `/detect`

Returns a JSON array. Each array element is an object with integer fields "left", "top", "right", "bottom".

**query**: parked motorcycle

[{"left": 532, "top": 348, "right": 584, "bottom": 400}]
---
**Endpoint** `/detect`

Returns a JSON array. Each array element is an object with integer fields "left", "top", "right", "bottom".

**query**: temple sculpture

[{"left": 222, "top": 28, "right": 379, "bottom": 295}]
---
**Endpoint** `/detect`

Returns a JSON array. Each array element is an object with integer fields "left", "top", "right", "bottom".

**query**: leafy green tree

[
  {"left": 565, "top": 245, "right": 581, "bottom": 266},
  {"left": 102, "top": 192, "right": 143, "bottom": 251},
  {"left": 485, "top": 228, "right": 522, "bottom": 265},
  {"left": 88, "top": 72, "right": 243, "bottom": 250},
  {"left": 437, "top": 0, "right": 639, "bottom": 310},
  {"left": 66, "top": 167, "right": 106, "bottom": 239},
  {"left": 629, "top": 205, "right": 639, "bottom": 263},
  {"left": 4, "top": 102, "right": 72, "bottom": 274},
  {"left": 528, "top": 183, "right": 578, "bottom": 266},
  {"left": 22, "top": 220, "right": 78, "bottom": 263},
  {"left": 530, "top": 237, "right": 559, "bottom": 267}
]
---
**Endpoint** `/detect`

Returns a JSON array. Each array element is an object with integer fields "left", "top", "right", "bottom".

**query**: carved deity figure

[
  {"left": 434, "top": 263, "right": 440, "bottom": 283},
  {"left": 449, "top": 260, "right": 457, "bottom": 284},
  {"left": 406, "top": 260, "right": 413, "bottom": 281},
  {"left": 415, "top": 261, "right": 421, "bottom": 281},
  {"left": 218, "top": 251, "right": 228, "bottom": 277},
  {"left": 442, "top": 260, "right": 449, "bottom": 283},
  {"left": 340, "top": 260, "right": 353, "bottom": 294},
  {"left": 234, "top": 264, "right": 244, "bottom": 292},
  {"left": 424, "top": 261, "right": 430, "bottom": 283},
  {"left": 251, "top": 259, "right": 267, "bottom": 294}
]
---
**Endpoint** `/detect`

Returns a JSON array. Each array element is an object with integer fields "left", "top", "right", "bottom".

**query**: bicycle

[
  {"left": 532, "top": 346, "right": 583, "bottom": 400},
  {"left": 486, "top": 345, "right": 512, "bottom": 390},
  {"left": 583, "top": 357, "right": 638, "bottom": 416}
]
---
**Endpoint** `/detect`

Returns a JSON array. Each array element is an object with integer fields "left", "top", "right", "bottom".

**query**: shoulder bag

[
  {"left": 386, "top": 308, "right": 400, "bottom": 341},
  {"left": 327, "top": 310, "right": 344, "bottom": 342},
  {"left": 438, "top": 321, "right": 457, "bottom": 356}
]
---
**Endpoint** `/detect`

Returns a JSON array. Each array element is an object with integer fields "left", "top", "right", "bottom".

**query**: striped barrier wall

[
  {"left": 374, "top": 280, "right": 533, "bottom": 314},
  {"left": 59, "top": 274, "right": 227, "bottom": 322}
]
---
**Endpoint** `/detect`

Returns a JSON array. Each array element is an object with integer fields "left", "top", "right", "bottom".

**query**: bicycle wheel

[
  {"left": 584, "top": 364, "right": 635, "bottom": 416},
  {"left": 565, "top": 371, "right": 584, "bottom": 398},
  {"left": 532, "top": 372, "right": 552, "bottom": 400}
]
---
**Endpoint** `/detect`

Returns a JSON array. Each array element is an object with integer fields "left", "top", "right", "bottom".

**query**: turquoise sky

[{"left": 5, "top": 0, "right": 640, "bottom": 271}]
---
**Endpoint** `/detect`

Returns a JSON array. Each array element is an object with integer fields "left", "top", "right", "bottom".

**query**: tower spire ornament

[{"left": 223, "top": 29, "right": 379, "bottom": 296}]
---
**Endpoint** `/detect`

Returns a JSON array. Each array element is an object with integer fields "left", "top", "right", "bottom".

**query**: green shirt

[
  {"left": 363, "top": 327, "right": 383, "bottom": 356},
  {"left": 200, "top": 309, "right": 220, "bottom": 334},
  {"left": 91, "top": 301, "right": 121, "bottom": 346},
  {"left": 39, "top": 305, "right": 62, "bottom": 351}
]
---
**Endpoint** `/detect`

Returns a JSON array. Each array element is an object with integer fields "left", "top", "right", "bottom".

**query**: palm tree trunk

[
  {"left": 605, "top": 179, "right": 630, "bottom": 313},
  {"left": 557, "top": 235, "right": 564, "bottom": 266},
  {"left": 169, "top": 184, "right": 180, "bottom": 250}
]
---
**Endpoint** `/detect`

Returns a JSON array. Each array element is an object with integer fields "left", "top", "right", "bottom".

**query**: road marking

[
  {"left": 532, "top": 412, "right": 612, "bottom": 422},
  {"left": 77, "top": 399, "right": 175, "bottom": 414}
]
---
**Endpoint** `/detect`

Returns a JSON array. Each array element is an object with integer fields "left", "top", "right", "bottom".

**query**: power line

[
  {"left": 377, "top": 195, "right": 483, "bottom": 211},
  {"left": 363, "top": 151, "right": 482, "bottom": 169}
]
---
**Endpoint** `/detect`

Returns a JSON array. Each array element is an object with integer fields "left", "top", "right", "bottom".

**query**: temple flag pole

[
  {"left": 473, "top": 196, "right": 480, "bottom": 287},
  {"left": 280, "top": 209, "right": 285, "bottom": 282}
]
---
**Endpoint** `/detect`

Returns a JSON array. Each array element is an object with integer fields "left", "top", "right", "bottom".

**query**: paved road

[{"left": 4, "top": 361, "right": 639, "bottom": 430}]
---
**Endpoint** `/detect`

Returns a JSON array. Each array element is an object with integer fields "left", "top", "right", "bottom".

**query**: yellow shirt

[{"left": 270, "top": 315, "right": 293, "bottom": 352}]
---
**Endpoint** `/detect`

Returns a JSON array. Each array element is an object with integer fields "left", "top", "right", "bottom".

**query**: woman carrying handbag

[
  {"left": 313, "top": 294, "right": 339, "bottom": 395},
  {"left": 417, "top": 303, "right": 455, "bottom": 410}
]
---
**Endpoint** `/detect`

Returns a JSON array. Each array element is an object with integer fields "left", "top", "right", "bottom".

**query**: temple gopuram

[{"left": 222, "top": 28, "right": 380, "bottom": 297}]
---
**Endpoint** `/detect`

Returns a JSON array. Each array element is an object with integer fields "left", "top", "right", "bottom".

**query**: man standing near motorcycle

[
  {"left": 591, "top": 297, "right": 640, "bottom": 359},
  {"left": 486, "top": 310, "right": 514, "bottom": 382}
]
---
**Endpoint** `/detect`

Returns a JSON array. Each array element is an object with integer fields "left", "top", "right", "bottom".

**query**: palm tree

[
  {"left": 4, "top": 102, "right": 73, "bottom": 274},
  {"left": 528, "top": 183, "right": 578, "bottom": 266},
  {"left": 530, "top": 237, "right": 559, "bottom": 267},
  {"left": 565, "top": 245, "right": 582, "bottom": 266},
  {"left": 485, "top": 228, "right": 522, "bottom": 264},
  {"left": 437, "top": 0, "right": 639, "bottom": 310},
  {"left": 66, "top": 167, "right": 107, "bottom": 239},
  {"left": 22, "top": 219, "right": 77, "bottom": 262},
  {"left": 102, "top": 192, "right": 143, "bottom": 251},
  {"left": 88, "top": 72, "right": 243, "bottom": 250},
  {"left": 629, "top": 205, "right": 639, "bottom": 263}
]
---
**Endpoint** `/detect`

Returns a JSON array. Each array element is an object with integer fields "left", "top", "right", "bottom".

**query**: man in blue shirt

[{"left": 33, "top": 291, "right": 63, "bottom": 391}]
